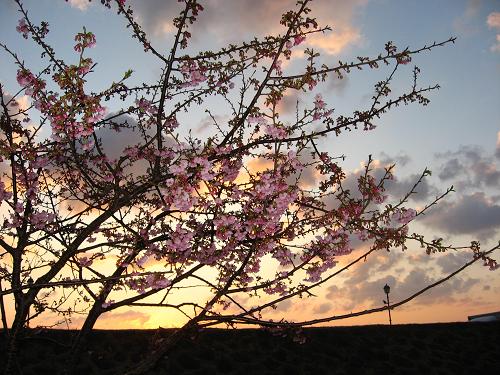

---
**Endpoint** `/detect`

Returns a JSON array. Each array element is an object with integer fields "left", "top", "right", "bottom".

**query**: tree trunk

[
  {"left": 0, "top": 280, "right": 9, "bottom": 336},
  {"left": 65, "top": 302, "right": 103, "bottom": 374},
  {"left": 3, "top": 303, "right": 29, "bottom": 375}
]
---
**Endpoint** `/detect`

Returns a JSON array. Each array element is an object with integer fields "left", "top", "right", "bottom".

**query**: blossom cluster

[
  {"left": 16, "top": 69, "right": 46, "bottom": 99},
  {"left": 312, "top": 94, "right": 333, "bottom": 121},
  {"left": 16, "top": 18, "right": 29, "bottom": 39},
  {"left": 0, "top": 181, "right": 12, "bottom": 202},
  {"left": 180, "top": 60, "right": 207, "bottom": 87},
  {"left": 74, "top": 29, "right": 97, "bottom": 52}
]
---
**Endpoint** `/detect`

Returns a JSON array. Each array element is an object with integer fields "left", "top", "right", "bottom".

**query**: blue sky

[{"left": 1, "top": 0, "right": 499, "bottom": 326}]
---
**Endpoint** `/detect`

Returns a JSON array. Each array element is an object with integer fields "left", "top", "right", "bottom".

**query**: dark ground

[{"left": 1, "top": 322, "right": 499, "bottom": 374}]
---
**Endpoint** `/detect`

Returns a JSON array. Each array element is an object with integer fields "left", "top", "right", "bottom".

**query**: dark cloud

[
  {"left": 438, "top": 158, "right": 463, "bottom": 181},
  {"left": 384, "top": 173, "right": 437, "bottom": 202},
  {"left": 392, "top": 268, "right": 479, "bottom": 305},
  {"left": 496, "top": 131, "right": 500, "bottom": 159},
  {"left": 378, "top": 151, "right": 411, "bottom": 168},
  {"left": 436, "top": 144, "right": 500, "bottom": 189},
  {"left": 421, "top": 192, "right": 500, "bottom": 240},
  {"left": 473, "top": 161, "right": 500, "bottom": 187},
  {"left": 329, "top": 265, "right": 479, "bottom": 310},
  {"left": 312, "top": 302, "right": 333, "bottom": 314},
  {"left": 274, "top": 299, "right": 293, "bottom": 313},
  {"left": 374, "top": 250, "right": 406, "bottom": 273},
  {"left": 323, "top": 244, "right": 481, "bottom": 312},
  {"left": 436, "top": 252, "right": 472, "bottom": 274},
  {"left": 320, "top": 157, "right": 436, "bottom": 211},
  {"left": 337, "top": 274, "right": 398, "bottom": 310}
]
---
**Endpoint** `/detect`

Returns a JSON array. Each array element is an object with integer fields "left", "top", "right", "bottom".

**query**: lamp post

[{"left": 383, "top": 283, "right": 392, "bottom": 326}]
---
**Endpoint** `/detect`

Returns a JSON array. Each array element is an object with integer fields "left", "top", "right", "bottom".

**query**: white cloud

[
  {"left": 486, "top": 12, "right": 500, "bottom": 52},
  {"left": 306, "top": 26, "right": 362, "bottom": 55},
  {"left": 128, "top": 0, "right": 367, "bottom": 55},
  {"left": 490, "top": 34, "right": 500, "bottom": 52},
  {"left": 453, "top": 0, "right": 481, "bottom": 36},
  {"left": 487, "top": 12, "right": 500, "bottom": 29},
  {"left": 67, "top": 0, "right": 91, "bottom": 11}
]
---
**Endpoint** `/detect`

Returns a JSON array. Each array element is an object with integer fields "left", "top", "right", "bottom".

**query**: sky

[{"left": 0, "top": 0, "right": 499, "bottom": 329}]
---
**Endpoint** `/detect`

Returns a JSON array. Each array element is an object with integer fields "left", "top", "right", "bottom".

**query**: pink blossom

[
  {"left": 6, "top": 214, "right": 23, "bottom": 229},
  {"left": 314, "top": 94, "right": 326, "bottom": 109},
  {"left": 77, "top": 256, "right": 93, "bottom": 267},
  {"left": 103, "top": 174, "right": 114, "bottom": 182},
  {"left": 15, "top": 202, "right": 24, "bottom": 213},
  {"left": 30, "top": 210, "right": 56, "bottom": 230},
  {"left": 74, "top": 30, "right": 96, "bottom": 52},
  {"left": 16, "top": 69, "right": 35, "bottom": 87},
  {"left": 165, "top": 224, "right": 194, "bottom": 254},
  {"left": 179, "top": 60, "right": 207, "bottom": 87},
  {"left": 293, "top": 35, "right": 306, "bottom": 46},
  {"left": 163, "top": 116, "right": 179, "bottom": 131},
  {"left": 248, "top": 114, "right": 267, "bottom": 126},
  {"left": 192, "top": 156, "right": 214, "bottom": 180},
  {"left": 171, "top": 188, "right": 198, "bottom": 211},
  {"left": 263, "top": 281, "right": 287, "bottom": 296},
  {"left": 16, "top": 19, "right": 29, "bottom": 39},
  {"left": 0, "top": 181, "right": 12, "bottom": 201},
  {"left": 214, "top": 215, "right": 241, "bottom": 240},
  {"left": 272, "top": 246, "right": 293, "bottom": 266},
  {"left": 272, "top": 60, "right": 283, "bottom": 76},
  {"left": 135, "top": 98, "right": 156, "bottom": 115},
  {"left": 150, "top": 277, "right": 171, "bottom": 289},
  {"left": 136, "top": 254, "right": 149, "bottom": 268},
  {"left": 102, "top": 300, "right": 114, "bottom": 308},
  {"left": 81, "top": 137, "right": 95, "bottom": 151},
  {"left": 220, "top": 157, "right": 242, "bottom": 182},
  {"left": 397, "top": 55, "right": 411, "bottom": 65},
  {"left": 485, "top": 258, "right": 499, "bottom": 271},
  {"left": 16, "top": 69, "right": 45, "bottom": 99},
  {"left": 307, "top": 77, "right": 317, "bottom": 91},
  {"left": 31, "top": 157, "right": 50, "bottom": 169},
  {"left": 87, "top": 105, "right": 106, "bottom": 124},
  {"left": 169, "top": 159, "right": 188, "bottom": 176},
  {"left": 392, "top": 208, "right": 416, "bottom": 225},
  {"left": 264, "top": 123, "right": 287, "bottom": 139},
  {"left": 78, "top": 58, "right": 93, "bottom": 75}
]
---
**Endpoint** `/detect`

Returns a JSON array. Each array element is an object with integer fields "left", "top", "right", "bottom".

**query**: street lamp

[{"left": 383, "top": 283, "right": 392, "bottom": 326}]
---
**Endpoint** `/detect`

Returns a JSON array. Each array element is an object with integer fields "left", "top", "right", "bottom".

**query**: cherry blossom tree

[{"left": 0, "top": 0, "right": 498, "bottom": 373}]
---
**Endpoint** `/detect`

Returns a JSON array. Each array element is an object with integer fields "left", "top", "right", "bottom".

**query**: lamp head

[{"left": 383, "top": 283, "right": 390, "bottom": 294}]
